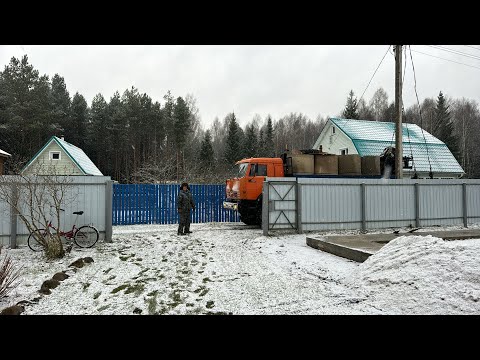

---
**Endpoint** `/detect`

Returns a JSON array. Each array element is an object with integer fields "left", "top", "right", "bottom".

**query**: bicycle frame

[
  {"left": 44, "top": 211, "right": 83, "bottom": 240},
  {"left": 45, "top": 221, "right": 78, "bottom": 240}
]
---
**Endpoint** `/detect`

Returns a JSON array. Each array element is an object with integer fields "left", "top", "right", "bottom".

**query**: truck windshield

[{"left": 237, "top": 163, "right": 248, "bottom": 177}]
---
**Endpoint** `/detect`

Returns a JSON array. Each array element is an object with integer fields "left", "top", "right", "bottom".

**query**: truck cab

[{"left": 224, "top": 157, "right": 284, "bottom": 225}]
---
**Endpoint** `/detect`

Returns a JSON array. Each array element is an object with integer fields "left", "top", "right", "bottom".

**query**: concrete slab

[{"left": 306, "top": 229, "right": 480, "bottom": 263}]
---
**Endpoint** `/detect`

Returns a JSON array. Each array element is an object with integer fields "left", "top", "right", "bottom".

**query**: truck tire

[
  {"left": 255, "top": 195, "right": 262, "bottom": 226},
  {"left": 240, "top": 215, "right": 257, "bottom": 226},
  {"left": 239, "top": 200, "right": 259, "bottom": 226}
]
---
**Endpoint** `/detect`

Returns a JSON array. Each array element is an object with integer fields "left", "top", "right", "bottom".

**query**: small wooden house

[{"left": 21, "top": 136, "right": 103, "bottom": 176}]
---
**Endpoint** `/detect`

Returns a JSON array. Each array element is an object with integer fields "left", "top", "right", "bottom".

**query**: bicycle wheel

[
  {"left": 28, "top": 229, "right": 47, "bottom": 252},
  {"left": 74, "top": 225, "right": 99, "bottom": 248}
]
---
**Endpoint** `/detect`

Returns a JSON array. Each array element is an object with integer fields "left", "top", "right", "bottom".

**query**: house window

[
  {"left": 50, "top": 151, "right": 61, "bottom": 160},
  {"left": 340, "top": 148, "right": 348, "bottom": 155},
  {"left": 332, "top": 127, "right": 335, "bottom": 134}
]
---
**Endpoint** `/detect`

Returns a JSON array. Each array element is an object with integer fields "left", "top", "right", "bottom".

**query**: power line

[
  {"left": 408, "top": 46, "right": 432, "bottom": 176},
  {"left": 358, "top": 45, "right": 391, "bottom": 103},
  {"left": 402, "top": 46, "right": 416, "bottom": 172},
  {"left": 426, "top": 45, "right": 480, "bottom": 62},
  {"left": 410, "top": 49, "right": 480, "bottom": 71}
]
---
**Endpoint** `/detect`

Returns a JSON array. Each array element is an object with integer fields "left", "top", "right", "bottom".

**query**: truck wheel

[
  {"left": 240, "top": 215, "right": 257, "bottom": 226},
  {"left": 255, "top": 195, "right": 263, "bottom": 226}
]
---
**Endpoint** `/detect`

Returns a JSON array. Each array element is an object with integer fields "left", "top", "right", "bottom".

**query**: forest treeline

[{"left": 1, "top": 55, "right": 479, "bottom": 182}]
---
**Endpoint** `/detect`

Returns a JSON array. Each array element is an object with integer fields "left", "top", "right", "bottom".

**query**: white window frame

[
  {"left": 49, "top": 151, "right": 61, "bottom": 161},
  {"left": 340, "top": 148, "right": 348, "bottom": 155}
]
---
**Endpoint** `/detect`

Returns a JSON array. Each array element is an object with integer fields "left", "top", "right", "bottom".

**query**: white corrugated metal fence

[{"left": 263, "top": 177, "right": 480, "bottom": 235}]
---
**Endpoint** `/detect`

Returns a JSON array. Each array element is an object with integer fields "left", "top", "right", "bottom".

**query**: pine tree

[
  {"left": 264, "top": 115, "right": 275, "bottom": 157},
  {"left": 224, "top": 112, "right": 242, "bottom": 166},
  {"left": 107, "top": 91, "right": 128, "bottom": 181},
  {"left": 173, "top": 96, "right": 191, "bottom": 180},
  {"left": 70, "top": 92, "right": 88, "bottom": 149},
  {"left": 435, "top": 91, "right": 459, "bottom": 159},
  {"left": 257, "top": 128, "right": 265, "bottom": 157},
  {"left": 50, "top": 74, "right": 71, "bottom": 139},
  {"left": 0, "top": 55, "right": 52, "bottom": 162},
  {"left": 199, "top": 130, "right": 215, "bottom": 171},
  {"left": 342, "top": 90, "right": 359, "bottom": 119},
  {"left": 88, "top": 94, "right": 109, "bottom": 175},
  {"left": 243, "top": 124, "right": 258, "bottom": 158}
]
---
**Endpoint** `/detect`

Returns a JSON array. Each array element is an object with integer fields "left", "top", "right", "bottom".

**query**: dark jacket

[{"left": 178, "top": 189, "right": 195, "bottom": 213}]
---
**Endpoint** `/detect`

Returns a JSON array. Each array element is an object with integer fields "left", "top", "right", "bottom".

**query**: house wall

[
  {"left": 23, "top": 142, "right": 84, "bottom": 175},
  {"left": 313, "top": 121, "right": 358, "bottom": 155}
]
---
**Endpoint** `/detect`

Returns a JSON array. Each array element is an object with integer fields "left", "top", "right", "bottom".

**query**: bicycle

[{"left": 27, "top": 209, "right": 99, "bottom": 252}]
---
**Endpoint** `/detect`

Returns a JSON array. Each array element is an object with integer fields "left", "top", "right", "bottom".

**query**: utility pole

[{"left": 394, "top": 45, "right": 403, "bottom": 179}]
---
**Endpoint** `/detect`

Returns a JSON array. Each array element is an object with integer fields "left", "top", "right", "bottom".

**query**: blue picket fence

[{"left": 112, "top": 184, "right": 240, "bottom": 225}]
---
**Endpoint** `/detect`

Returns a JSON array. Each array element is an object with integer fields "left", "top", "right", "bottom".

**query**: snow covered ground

[{"left": 1, "top": 222, "right": 480, "bottom": 315}]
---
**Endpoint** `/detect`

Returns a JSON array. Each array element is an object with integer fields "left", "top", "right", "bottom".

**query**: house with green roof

[
  {"left": 21, "top": 136, "right": 103, "bottom": 176},
  {"left": 313, "top": 118, "right": 464, "bottom": 179}
]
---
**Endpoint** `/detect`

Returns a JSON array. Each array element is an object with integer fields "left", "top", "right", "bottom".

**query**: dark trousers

[{"left": 178, "top": 211, "right": 191, "bottom": 234}]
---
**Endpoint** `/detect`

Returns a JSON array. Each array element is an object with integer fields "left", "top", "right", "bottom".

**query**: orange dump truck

[
  {"left": 223, "top": 157, "right": 284, "bottom": 225},
  {"left": 223, "top": 149, "right": 398, "bottom": 225}
]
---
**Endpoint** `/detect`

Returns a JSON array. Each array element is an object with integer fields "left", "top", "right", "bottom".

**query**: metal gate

[{"left": 262, "top": 179, "right": 298, "bottom": 235}]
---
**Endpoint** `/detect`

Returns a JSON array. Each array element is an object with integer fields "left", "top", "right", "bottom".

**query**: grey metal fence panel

[
  {"left": 467, "top": 184, "right": 480, "bottom": 223},
  {"left": 301, "top": 184, "right": 361, "bottom": 224},
  {"left": 0, "top": 200, "right": 9, "bottom": 246},
  {"left": 365, "top": 184, "right": 415, "bottom": 222},
  {"left": 419, "top": 184, "right": 463, "bottom": 226},
  {"left": 0, "top": 176, "right": 111, "bottom": 246}
]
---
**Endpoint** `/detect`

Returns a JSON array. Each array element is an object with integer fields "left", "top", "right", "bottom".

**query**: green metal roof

[
  {"left": 55, "top": 137, "right": 103, "bottom": 175},
  {"left": 330, "top": 118, "right": 464, "bottom": 174},
  {"left": 21, "top": 136, "right": 103, "bottom": 176}
]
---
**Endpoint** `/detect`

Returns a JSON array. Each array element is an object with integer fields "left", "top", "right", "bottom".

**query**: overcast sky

[{"left": 1, "top": 45, "right": 479, "bottom": 128}]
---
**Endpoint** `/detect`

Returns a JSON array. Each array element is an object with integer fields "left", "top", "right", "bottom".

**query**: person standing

[{"left": 177, "top": 182, "right": 195, "bottom": 235}]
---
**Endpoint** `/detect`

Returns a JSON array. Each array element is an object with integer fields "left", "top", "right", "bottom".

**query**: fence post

[
  {"left": 414, "top": 183, "right": 420, "bottom": 228},
  {"left": 10, "top": 183, "right": 18, "bottom": 249},
  {"left": 262, "top": 181, "right": 269, "bottom": 236},
  {"left": 463, "top": 183, "right": 468, "bottom": 228},
  {"left": 105, "top": 180, "right": 114, "bottom": 243},
  {"left": 360, "top": 183, "right": 366, "bottom": 233},
  {"left": 297, "top": 180, "right": 303, "bottom": 234}
]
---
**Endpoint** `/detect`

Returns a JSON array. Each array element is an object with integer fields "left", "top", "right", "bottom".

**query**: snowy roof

[
  {"left": 21, "top": 136, "right": 103, "bottom": 175},
  {"left": 0, "top": 148, "right": 11, "bottom": 157},
  {"left": 329, "top": 118, "right": 464, "bottom": 175}
]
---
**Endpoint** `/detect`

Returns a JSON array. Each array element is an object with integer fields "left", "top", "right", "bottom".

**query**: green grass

[
  {"left": 147, "top": 294, "right": 157, "bottom": 314},
  {"left": 119, "top": 253, "right": 135, "bottom": 261},
  {"left": 111, "top": 284, "right": 129, "bottom": 294},
  {"left": 125, "top": 283, "right": 145, "bottom": 296}
]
